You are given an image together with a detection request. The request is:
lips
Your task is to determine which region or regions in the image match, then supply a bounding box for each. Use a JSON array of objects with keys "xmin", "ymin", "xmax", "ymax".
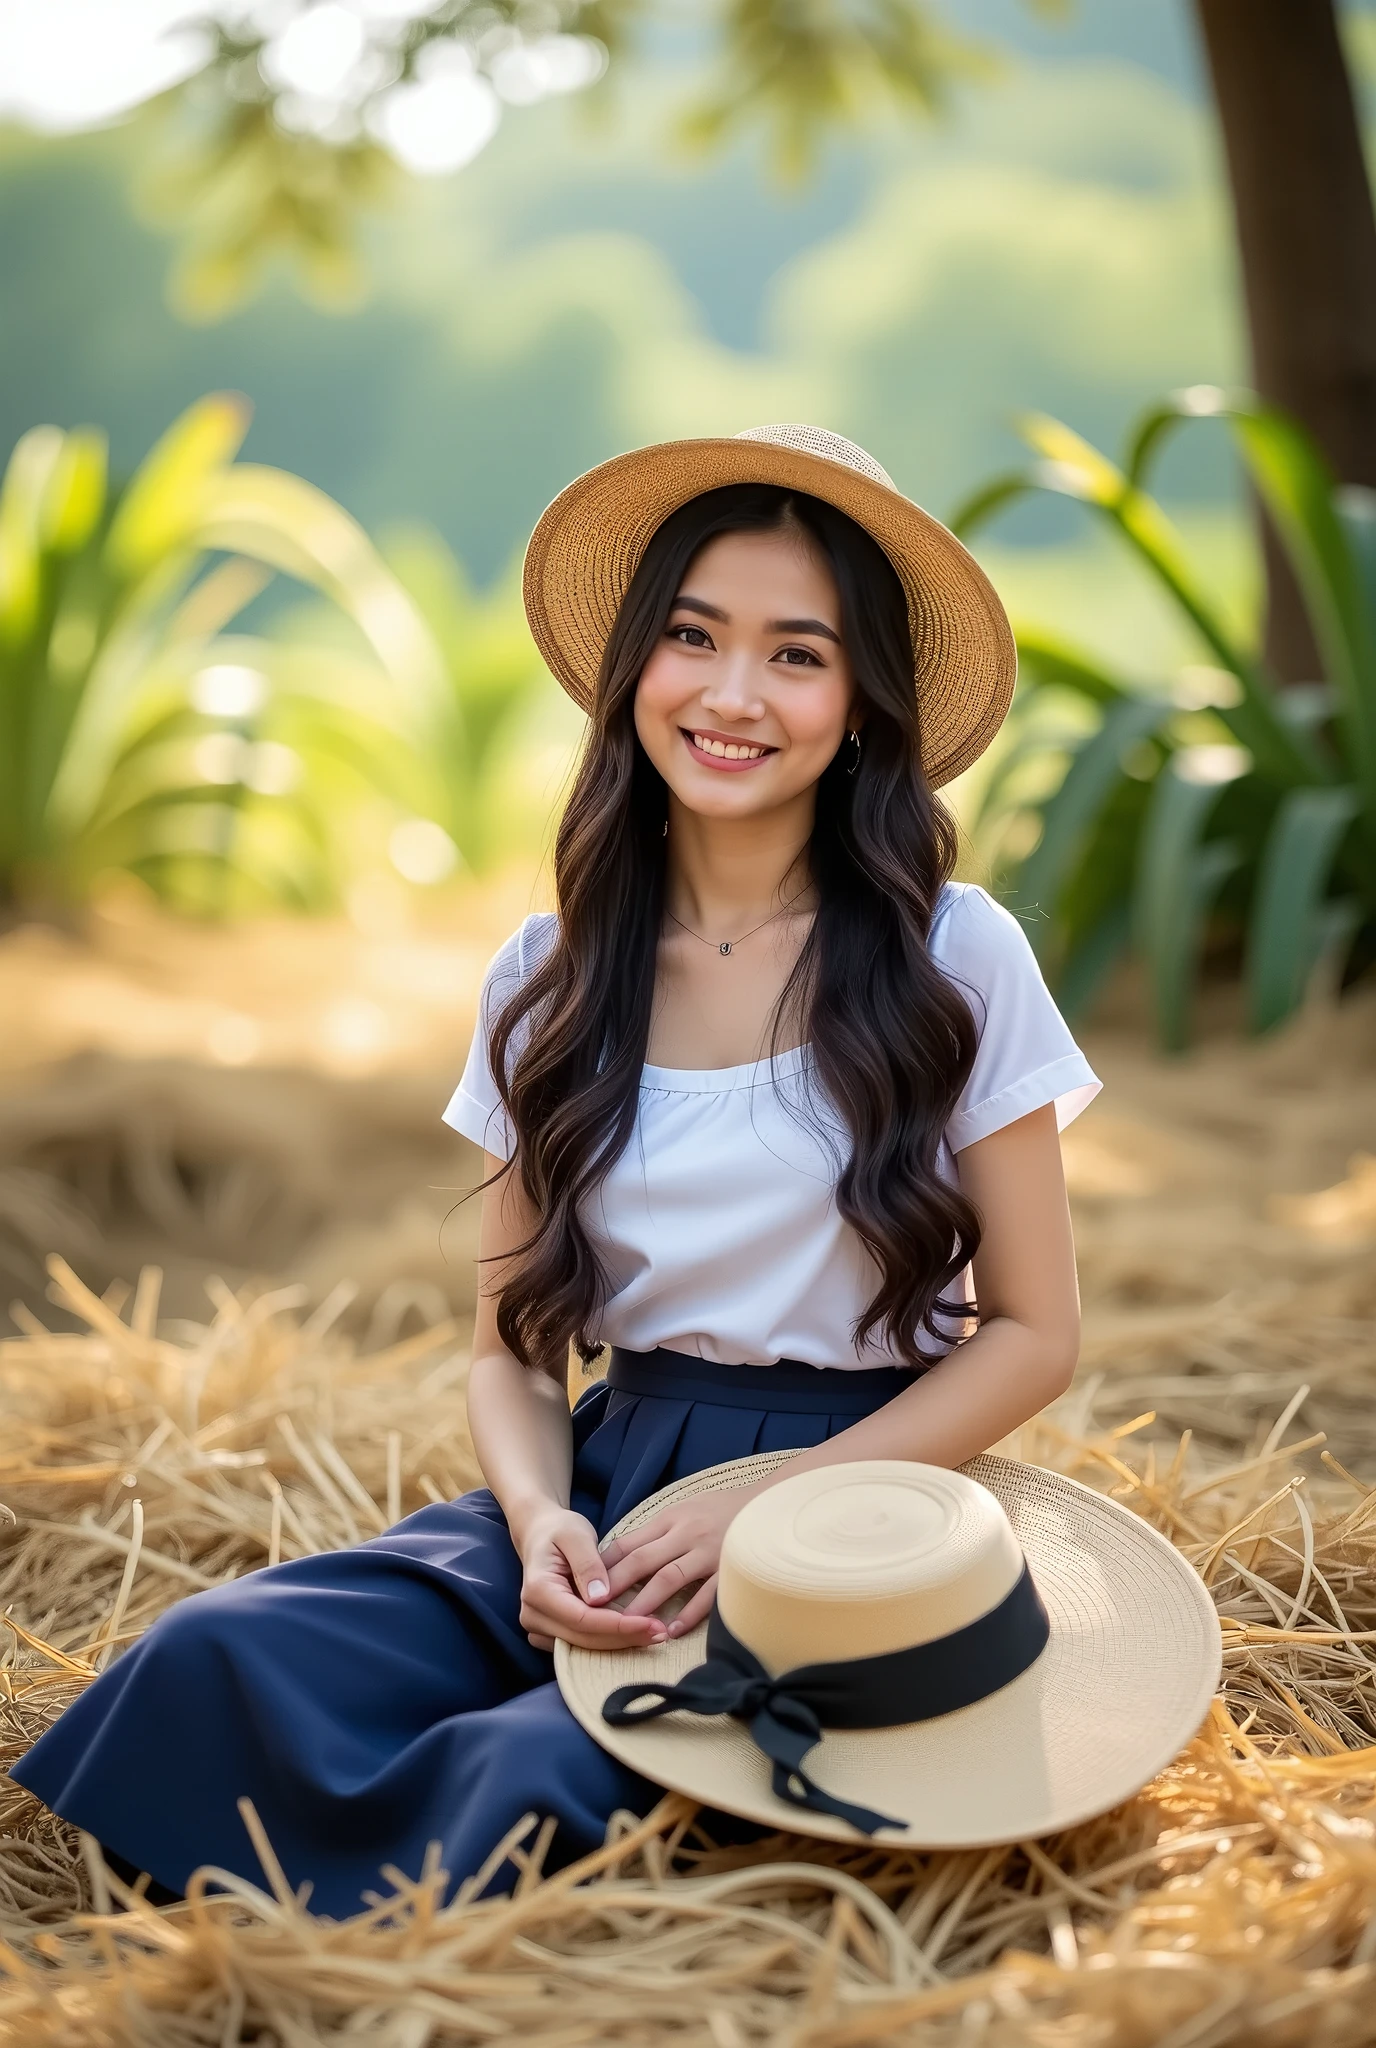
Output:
[{"xmin": 681, "ymin": 728, "xmax": 778, "ymax": 773}]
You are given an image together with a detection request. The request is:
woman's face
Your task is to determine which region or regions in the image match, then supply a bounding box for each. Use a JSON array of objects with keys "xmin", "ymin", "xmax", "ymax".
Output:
[{"xmin": 633, "ymin": 525, "xmax": 856, "ymax": 821}]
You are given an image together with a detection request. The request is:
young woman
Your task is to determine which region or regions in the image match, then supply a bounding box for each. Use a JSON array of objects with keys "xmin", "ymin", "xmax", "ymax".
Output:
[{"xmin": 14, "ymin": 427, "xmax": 1099, "ymax": 1917}]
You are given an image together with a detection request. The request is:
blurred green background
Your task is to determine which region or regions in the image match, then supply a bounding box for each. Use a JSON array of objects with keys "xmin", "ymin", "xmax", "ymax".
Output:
[
  {"xmin": 2, "ymin": 4, "xmax": 1250, "ymax": 644},
  {"xmin": 3, "ymin": 0, "xmax": 1375, "ymax": 1045}
]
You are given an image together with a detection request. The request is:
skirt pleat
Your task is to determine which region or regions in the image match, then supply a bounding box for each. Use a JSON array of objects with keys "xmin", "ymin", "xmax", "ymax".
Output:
[{"xmin": 12, "ymin": 1352, "xmax": 916, "ymax": 1917}]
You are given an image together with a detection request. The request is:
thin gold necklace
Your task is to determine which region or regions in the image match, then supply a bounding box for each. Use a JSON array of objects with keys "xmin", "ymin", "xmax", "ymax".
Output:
[{"xmin": 664, "ymin": 897, "xmax": 807, "ymax": 957}]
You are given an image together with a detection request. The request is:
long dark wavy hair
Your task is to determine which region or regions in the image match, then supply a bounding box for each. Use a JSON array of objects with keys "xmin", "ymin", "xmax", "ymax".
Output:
[{"xmin": 488, "ymin": 483, "xmax": 982, "ymax": 1375}]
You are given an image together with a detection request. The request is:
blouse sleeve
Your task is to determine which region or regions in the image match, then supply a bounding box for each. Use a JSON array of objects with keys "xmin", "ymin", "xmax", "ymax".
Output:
[
  {"xmin": 931, "ymin": 885, "xmax": 1101, "ymax": 1153},
  {"xmin": 441, "ymin": 914, "xmax": 556, "ymax": 1160}
]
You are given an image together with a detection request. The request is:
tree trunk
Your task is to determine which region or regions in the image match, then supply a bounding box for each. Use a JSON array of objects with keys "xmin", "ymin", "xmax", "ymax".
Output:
[{"xmin": 1193, "ymin": 0, "xmax": 1376, "ymax": 679}]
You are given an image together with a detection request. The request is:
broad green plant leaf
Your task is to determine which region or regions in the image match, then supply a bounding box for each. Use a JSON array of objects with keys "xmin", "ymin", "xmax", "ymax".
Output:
[
  {"xmin": 1009, "ymin": 693, "xmax": 1172, "ymax": 955},
  {"xmin": 104, "ymin": 395, "xmax": 251, "ymax": 577},
  {"xmin": 49, "ymin": 442, "xmax": 444, "ymax": 842},
  {"xmin": 1, "ymin": 394, "xmax": 444, "ymax": 913},
  {"xmin": 0, "ymin": 427, "xmax": 73, "ymax": 644},
  {"xmin": 1124, "ymin": 386, "xmax": 1376, "ymax": 865},
  {"xmin": 956, "ymin": 390, "xmax": 1376, "ymax": 1046},
  {"xmin": 1011, "ymin": 412, "xmax": 1320, "ymax": 789},
  {"xmin": 40, "ymin": 428, "xmax": 108, "ymax": 555},
  {"xmin": 1335, "ymin": 485, "xmax": 1376, "ymax": 824},
  {"xmin": 1232, "ymin": 410, "xmax": 1376, "ymax": 819},
  {"xmin": 196, "ymin": 469, "xmax": 446, "ymax": 710},
  {"xmin": 1246, "ymin": 786, "xmax": 1362, "ymax": 1033},
  {"xmin": 1123, "ymin": 383, "xmax": 1253, "ymax": 489},
  {"xmin": 1012, "ymin": 627, "xmax": 1131, "ymax": 708},
  {"xmin": 1135, "ymin": 753, "xmax": 1246, "ymax": 1051}
]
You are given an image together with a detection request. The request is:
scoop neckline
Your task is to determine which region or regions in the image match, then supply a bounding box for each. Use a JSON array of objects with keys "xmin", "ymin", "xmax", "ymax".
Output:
[{"xmin": 640, "ymin": 1043, "xmax": 811, "ymax": 1092}]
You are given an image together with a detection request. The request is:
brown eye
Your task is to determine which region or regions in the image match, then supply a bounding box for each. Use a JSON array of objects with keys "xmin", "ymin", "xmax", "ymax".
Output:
[
  {"xmin": 670, "ymin": 625, "xmax": 713, "ymax": 648},
  {"xmin": 776, "ymin": 646, "xmax": 822, "ymax": 667}
]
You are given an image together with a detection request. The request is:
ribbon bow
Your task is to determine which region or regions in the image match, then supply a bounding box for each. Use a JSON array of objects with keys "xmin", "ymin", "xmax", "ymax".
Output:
[
  {"xmin": 603, "ymin": 1611, "xmax": 905, "ymax": 1835},
  {"xmin": 601, "ymin": 1561, "xmax": 1050, "ymax": 1838}
]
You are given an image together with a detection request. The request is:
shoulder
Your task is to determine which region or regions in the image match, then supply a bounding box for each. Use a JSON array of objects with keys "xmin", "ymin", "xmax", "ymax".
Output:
[
  {"xmin": 928, "ymin": 885, "xmax": 1101, "ymax": 1145},
  {"xmin": 480, "ymin": 912, "xmax": 559, "ymax": 1008},
  {"xmin": 928, "ymin": 882, "xmax": 1039, "ymax": 987},
  {"xmin": 514, "ymin": 910, "xmax": 559, "ymax": 978}
]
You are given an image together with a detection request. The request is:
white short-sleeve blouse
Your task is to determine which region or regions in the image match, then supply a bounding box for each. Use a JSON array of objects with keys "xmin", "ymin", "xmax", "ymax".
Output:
[{"xmin": 442, "ymin": 883, "xmax": 1100, "ymax": 1370}]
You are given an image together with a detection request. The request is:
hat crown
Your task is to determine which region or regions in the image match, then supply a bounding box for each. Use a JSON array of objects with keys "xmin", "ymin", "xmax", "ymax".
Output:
[
  {"xmin": 717, "ymin": 1461, "xmax": 1025, "ymax": 1677},
  {"xmin": 734, "ymin": 423, "xmax": 897, "ymax": 493}
]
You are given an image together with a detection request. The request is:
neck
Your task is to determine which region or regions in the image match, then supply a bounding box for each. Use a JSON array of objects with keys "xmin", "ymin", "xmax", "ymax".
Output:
[{"xmin": 664, "ymin": 789, "xmax": 816, "ymax": 933}]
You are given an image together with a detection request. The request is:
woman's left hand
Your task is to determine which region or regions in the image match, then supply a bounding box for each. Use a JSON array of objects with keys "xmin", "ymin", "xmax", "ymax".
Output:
[{"xmin": 599, "ymin": 1482, "xmax": 763, "ymax": 1638}]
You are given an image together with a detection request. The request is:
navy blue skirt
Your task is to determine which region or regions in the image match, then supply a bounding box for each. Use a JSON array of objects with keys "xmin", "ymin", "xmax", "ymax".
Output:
[{"xmin": 13, "ymin": 1349, "xmax": 914, "ymax": 1918}]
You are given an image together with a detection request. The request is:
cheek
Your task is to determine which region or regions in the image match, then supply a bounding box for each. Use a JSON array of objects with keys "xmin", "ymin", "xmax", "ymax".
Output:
[
  {"xmin": 634, "ymin": 649, "xmax": 692, "ymax": 735},
  {"xmin": 768, "ymin": 675, "xmax": 852, "ymax": 751}
]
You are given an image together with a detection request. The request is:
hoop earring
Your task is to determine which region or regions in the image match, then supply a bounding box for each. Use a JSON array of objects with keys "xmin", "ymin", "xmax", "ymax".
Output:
[{"xmin": 845, "ymin": 729, "xmax": 862, "ymax": 777}]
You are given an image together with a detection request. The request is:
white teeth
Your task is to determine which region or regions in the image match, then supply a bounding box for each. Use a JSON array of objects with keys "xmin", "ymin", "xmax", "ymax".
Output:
[{"xmin": 692, "ymin": 733, "xmax": 766, "ymax": 761}]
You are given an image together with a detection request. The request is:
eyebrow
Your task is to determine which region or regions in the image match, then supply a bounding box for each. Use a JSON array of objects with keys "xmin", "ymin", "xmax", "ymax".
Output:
[
  {"xmin": 671, "ymin": 594, "xmax": 842, "ymax": 645},
  {"xmin": 769, "ymin": 615, "xmax": 842, "ymax": 645}
]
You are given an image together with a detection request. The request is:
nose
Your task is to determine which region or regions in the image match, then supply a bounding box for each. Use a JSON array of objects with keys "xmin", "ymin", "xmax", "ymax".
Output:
[{"xmin": 699, "ymin": 650, "xmax": 765, "ymax": 724}]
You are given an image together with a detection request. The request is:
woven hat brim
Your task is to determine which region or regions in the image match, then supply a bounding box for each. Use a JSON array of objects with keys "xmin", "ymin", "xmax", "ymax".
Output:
[
  {"xmin": 523, "ymin": 439, "xmax": 1016, "ymax": 790},
  {"xmin": 556, "ymin": 1451, "xmax": 1221, "ymax": 1848}
]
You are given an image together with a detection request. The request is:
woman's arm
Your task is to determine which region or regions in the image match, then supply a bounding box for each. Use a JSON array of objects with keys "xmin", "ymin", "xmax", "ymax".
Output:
[
  {"xmin": 467, "ymin": 1152, "xmax": 667, "ymax": 1650},
  {"xmin": 601, "ymin": 1103, "xmax": 1081, "ymax": 1630},
  {"xmin": 802, "ymin": 1100, "xmax": 1081, "ymax": 1469}
]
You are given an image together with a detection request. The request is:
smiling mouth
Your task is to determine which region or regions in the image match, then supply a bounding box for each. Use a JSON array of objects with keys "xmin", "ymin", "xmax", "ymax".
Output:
[{"xmin": 681, "ymin": 728, "xmax": 777, "ymax": 769}]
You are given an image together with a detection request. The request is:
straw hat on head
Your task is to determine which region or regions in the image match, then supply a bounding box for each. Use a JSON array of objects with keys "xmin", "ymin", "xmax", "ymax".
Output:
[
  {"xmin": 523, "ymin": 425, "xmax": 1017, "ymax": 789},
  {"xmin": 556, "ymin": 1455, "xmax": 1221, "ymax": 1846}
]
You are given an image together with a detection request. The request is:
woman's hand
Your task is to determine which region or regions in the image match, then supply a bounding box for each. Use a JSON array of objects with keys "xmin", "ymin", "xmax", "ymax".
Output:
[
  {"xmin": 516, "ymin": 1505, "xmax": 670, "ymax": 1653},
  {"xmin": 600, "ymin": 1483, "xmax": 762, "ymax": 1639}
]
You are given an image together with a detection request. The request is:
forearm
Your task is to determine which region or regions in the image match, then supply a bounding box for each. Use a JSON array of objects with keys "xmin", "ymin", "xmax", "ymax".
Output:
[
  {"xmin": 780, "ymin": 1313, "xmax": 1077, "ymax": 1481},
  {"xmin": 775, "ymin": 1105, "xmax": 1083, "ymax": 1480},
  {"xmin": 467, "ymin": 1348, "xmax": 575, "ymax": 1548}
]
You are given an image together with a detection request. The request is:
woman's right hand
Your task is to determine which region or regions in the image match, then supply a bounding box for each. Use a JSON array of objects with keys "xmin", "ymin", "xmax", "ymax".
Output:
[{"xmin": 516, "ymin": 1505, "xmax": 670, "ymax": 1653}]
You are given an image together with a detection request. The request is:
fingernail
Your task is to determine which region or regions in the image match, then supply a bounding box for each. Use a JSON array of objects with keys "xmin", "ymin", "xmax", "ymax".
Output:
[{"xmin": 587, "ymin": 1579, "xmax": 608, "ymax": 1601}]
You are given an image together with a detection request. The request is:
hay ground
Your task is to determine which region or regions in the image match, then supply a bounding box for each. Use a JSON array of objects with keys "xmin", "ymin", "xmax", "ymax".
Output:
[{"xmin": 1, "ymin": 916, "xmax": 1375, "ymax": 2044}]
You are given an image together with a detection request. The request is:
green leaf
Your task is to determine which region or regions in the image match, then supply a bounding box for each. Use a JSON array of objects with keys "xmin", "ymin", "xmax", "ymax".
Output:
[
  {"xmin": 1245, "ymin": 785, "xmax": 1362, "ymax": 1033},
  {"xmin": 41, "ymin": 428, "xmax": 108, "ymax": 554},
  {"xmin": 105, "ymin": 395, "xmax": 251, "ymax": 578},
  {"xmin": 1013, "ymin": 627, "xmax": 1131, "ymax": 707},
  {"xmin": 948, "ymin": 473, "xmax": 1035, "ymax": 537},
  {"xmin": 1335, "ymin": 484, "xmax": 1376, "ymax": 823},
  {"xmin": 1120, "ymin": 388, "xmax": 1376, "ymax": 815},
  {"xmin": 1123, "ymin": 383, "xmax": 1240, "ymax": 488},
  {"xmin": 1009, "ymin": 693, "xmax": 1171, "ymax": 951},
  {"xmin": 1135, "ymin": 757, "xmax": 1244, "ymax": 1050},
  {"xmin": 1005, "ymin": 411, "xmax": 1321, "ymax": 788},
  {"xmin": 0, "ymin": 426, "xmax": 65, "ymax": 645},
  {"xmin": 1231, "ymin": 409, "xmax": 1376, "ymax": 813}
]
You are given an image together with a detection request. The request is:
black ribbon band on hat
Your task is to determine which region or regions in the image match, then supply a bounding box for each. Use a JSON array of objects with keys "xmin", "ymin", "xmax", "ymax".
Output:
[{"xmin": 602, "ymin": 1560, "xmax": 1050, "ymax": 1836}]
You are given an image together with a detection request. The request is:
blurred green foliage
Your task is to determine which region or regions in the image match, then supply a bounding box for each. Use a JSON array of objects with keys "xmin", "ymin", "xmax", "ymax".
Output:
[
  {"xmin": 0, "ymin": 393, "xmax": 448, "ymax": 912},
  {"xmin": 676, "ymin": 0, "xmax": 989, "ymax": 178},
  {"xmin": 151, "ymin": 0, "xmax": 1007, "ymax": 315},
  {"xmin": 956, "ymin": 391, "xmax": 1376, "ymax": 1046},
  {"xmin": 1, "ymin": 53, "xmax": 1239, "ymax": 585},
  {"xmin": 381, "ymin": 529, "xmax": 553, "ymax": 875}
]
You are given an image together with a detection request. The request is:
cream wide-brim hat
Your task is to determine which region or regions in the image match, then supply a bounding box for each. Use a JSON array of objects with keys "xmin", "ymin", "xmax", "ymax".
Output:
[
  {"xmin": 522, "ymin": 425, "xmax": 1017, "ymax": 790},
  {"xmin": 556, "ymin": 1452, "xmax": 1221, "ymax": 1848}
]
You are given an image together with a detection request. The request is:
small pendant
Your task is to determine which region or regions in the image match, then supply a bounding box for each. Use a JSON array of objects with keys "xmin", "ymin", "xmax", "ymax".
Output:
[{"xmin": 719, "ymin": 941, "xmax": 732, "ymax": 956}]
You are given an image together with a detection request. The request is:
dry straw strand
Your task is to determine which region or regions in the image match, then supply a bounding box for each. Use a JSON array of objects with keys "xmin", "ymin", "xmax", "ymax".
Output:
[{"xmin": 3, "ymin": 1255, "xmax": 1376, "ymax": 2046}]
